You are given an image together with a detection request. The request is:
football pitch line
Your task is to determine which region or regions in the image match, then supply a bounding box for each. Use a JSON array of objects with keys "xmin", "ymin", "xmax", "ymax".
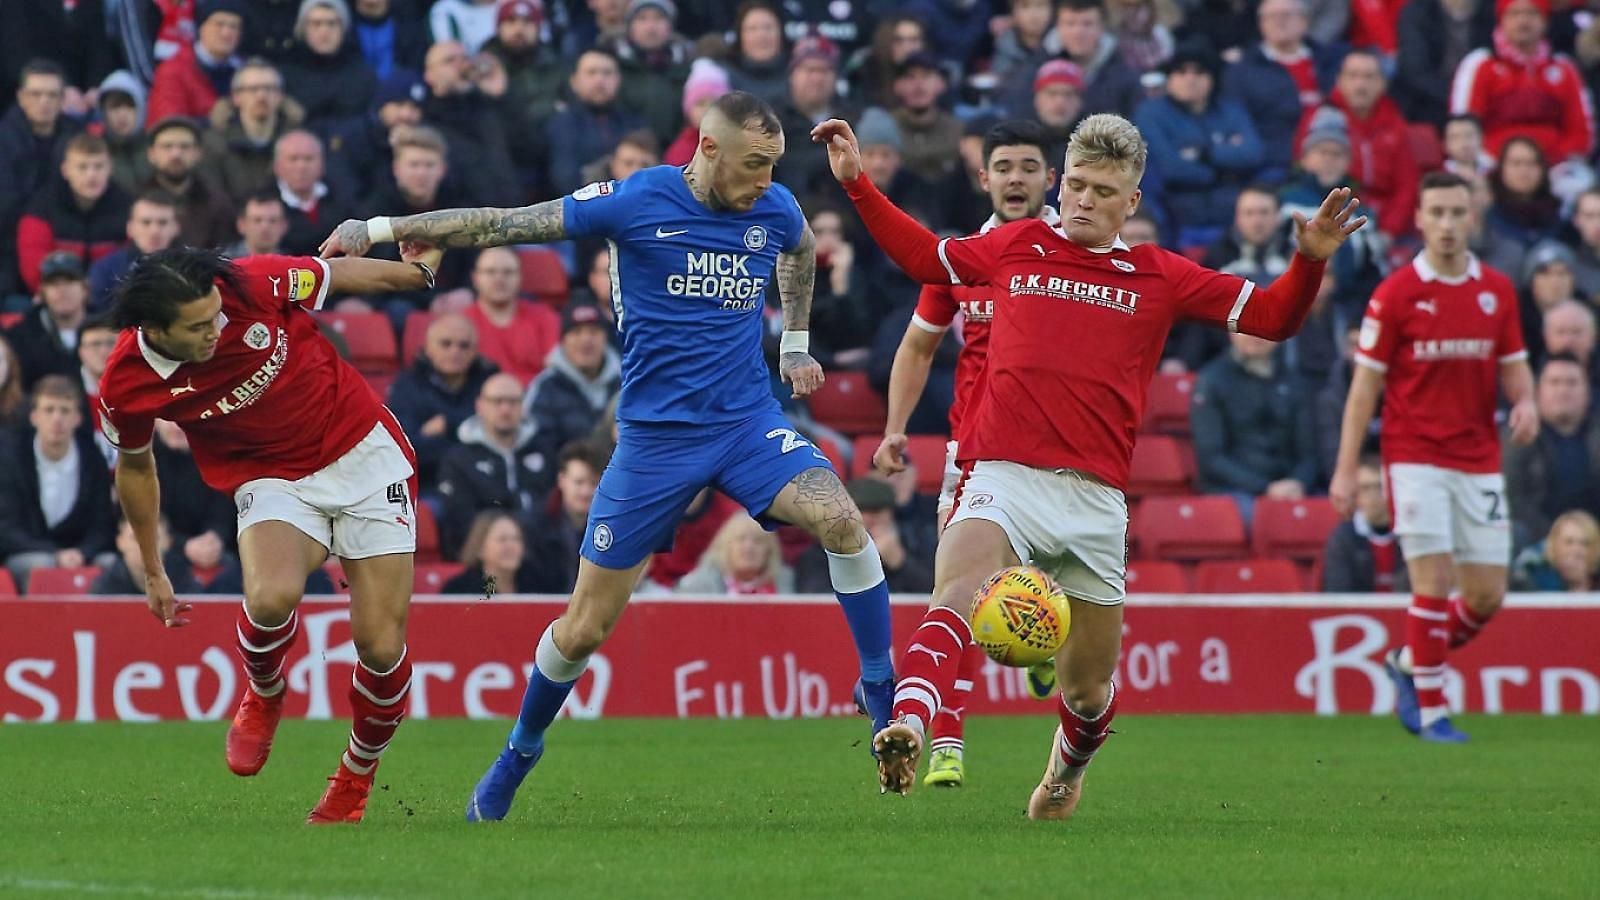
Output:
[{"xmin": 0, "ymin": 875, "xmax": 384, "ymax": 900}]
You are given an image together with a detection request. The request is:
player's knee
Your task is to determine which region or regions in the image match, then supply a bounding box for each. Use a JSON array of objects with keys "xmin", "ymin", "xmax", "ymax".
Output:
[
  {"xmin": 1464, "ymin": 586, "xmax": 1505, "ymax": 616},
  {"xmin": 353, "ymin": 631, "xmax": 406, "ymax": 672},
  {"xmin": 1061, "ymin": 677, "xmax": 1113, "ymax": 717},
  {"xmin": 242, "ymin": 576, "xmax": 303, "ymax": 625},
  {"xmin": 820, "ymin": 517, "xmax": 870, "ymax": 556},
  {"xmin": 556, "ymin": 613, "xmax": 612, "ymax": 659}
]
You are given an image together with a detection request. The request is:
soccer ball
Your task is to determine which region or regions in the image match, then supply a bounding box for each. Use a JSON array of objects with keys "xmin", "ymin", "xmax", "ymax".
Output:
[{"xmin": 969, "ymin": 566, "xmax": 1071, "ymax": 667}]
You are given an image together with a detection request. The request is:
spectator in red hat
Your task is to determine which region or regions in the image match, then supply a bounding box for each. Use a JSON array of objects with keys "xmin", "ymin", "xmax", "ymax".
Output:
[
  {"xmin": 484, "ymin": 0, "xmax": 564, "ymax": 130},
  {"xmin": 727, "ymin": 1, "xmax": 790, "ymax": 108},
  {"xmin": 1451, "ymin": 0, "xmax": 1594, "ymax": 166},
  {"xmin": 1393, "ymin": 0, "xmax": 1495, "ymax": 128},
  {"xmin": 775, "ymin": 34, "xmax": 854, "ymax": 196},
  {"xmin": 1031, "ymin": 59, "xmax": 1086, "ymax": 159}
]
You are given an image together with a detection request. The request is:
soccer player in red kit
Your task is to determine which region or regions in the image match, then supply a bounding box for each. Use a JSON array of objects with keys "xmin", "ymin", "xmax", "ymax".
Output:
[
  {"xmin": 100, "ymin": 244, "xmax": 441, "ymax": 823},
  {"xmin": 1330, "ymin": 171, "xmax": 1537, "ymax": 743},
  {"xmin": 814, "ymin": 113, "xmax": 1367, "ymax": 816},
  {"xmin": 872, "ymin": 119, "xmax": 1064, "ymax": 789}
]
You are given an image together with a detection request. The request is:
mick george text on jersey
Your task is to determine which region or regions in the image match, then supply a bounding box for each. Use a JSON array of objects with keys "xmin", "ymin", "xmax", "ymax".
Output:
[{"xmin": 666, "ymin": 252, "xmax": 769, "ymax": 310}]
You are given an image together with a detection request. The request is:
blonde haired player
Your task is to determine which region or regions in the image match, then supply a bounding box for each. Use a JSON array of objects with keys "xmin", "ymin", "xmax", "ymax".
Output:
[
  {"xmin": 1330, "ymin": 170, "xmax": 1537, "ymax": 743},
  {"xmin": 816, "ymin": 112, "xmax": 1367, "ymax": 817},
  {"xmin": 873, "ymin": 119, "xmax": 1064, "ymax": 788}
]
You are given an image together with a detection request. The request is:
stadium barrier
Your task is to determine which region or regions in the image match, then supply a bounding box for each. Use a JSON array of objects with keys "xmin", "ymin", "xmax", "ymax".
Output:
[{"xmin": 2, "ymin": 595, "xmax": 1597, "ymax": 722}]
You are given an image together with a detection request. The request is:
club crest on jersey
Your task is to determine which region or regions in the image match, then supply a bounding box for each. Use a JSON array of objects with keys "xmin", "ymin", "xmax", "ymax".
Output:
[
  {"xmin": 244, "ymin": 322, "xmax": 272, "ymax": 350},
  {"xmin": 573, "ymin": 181, "xmax": 614, "ymax": 201},
  {"xmin": 1111, "ymin": 259, "xmax": 1135, "ymax": 272},
  {"xmin": 286, "ymin": 268, "xmax": 317, "ymax": 302},
  {"xmin": 1478, "ymin": 292, "xmax": 1496, "ymax": 315},
  {"xmin": 593, "ymin": 523, "xmax": 614, "ymax": 552},
  {"xmin": 743, "ymin": 225, "xmax": 768, "ymax": 251}
]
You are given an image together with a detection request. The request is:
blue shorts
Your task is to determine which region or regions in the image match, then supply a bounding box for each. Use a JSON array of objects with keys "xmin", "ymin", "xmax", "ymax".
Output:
[{"xmin": 581, "ymin": 410, "xmax": 834, "ymax": 570}]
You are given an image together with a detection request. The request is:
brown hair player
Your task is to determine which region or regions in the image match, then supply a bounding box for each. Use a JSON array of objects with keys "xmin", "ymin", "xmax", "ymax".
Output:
[{"xmin": 101, "ymin": 242, "xmax": 440, "ymax": 823}]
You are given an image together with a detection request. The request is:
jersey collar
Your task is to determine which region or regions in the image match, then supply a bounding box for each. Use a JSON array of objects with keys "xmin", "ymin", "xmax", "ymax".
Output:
[
  {"xmin": 1412, "ymin": 251, "xmax": 1482, "ymax": 285},
  {"xmin": 979, "ymin": 205, "xmax": 1063, "ymax": 234},
  {"xmin": 136, "ymin": 311, "xmax": 227, "ymax": 381}
]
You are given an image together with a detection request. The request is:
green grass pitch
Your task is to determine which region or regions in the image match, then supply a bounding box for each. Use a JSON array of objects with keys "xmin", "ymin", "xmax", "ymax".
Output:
[{"xmin": 2, "ymin": 715, "xmax": 1596, "ymax": 899}]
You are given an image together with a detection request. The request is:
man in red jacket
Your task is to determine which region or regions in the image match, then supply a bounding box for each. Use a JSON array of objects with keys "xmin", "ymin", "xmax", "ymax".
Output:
[
  {"xmin": 1299, "ymin": 48, "xmax": 1419, "ymax": 241},
  {"xmin": 1450, "ymin": 0, "xmax": 1594, "ymax": 164},
  {"xmin": 146, "ymin": 0, "xmax": 245, "ymax": 124}
]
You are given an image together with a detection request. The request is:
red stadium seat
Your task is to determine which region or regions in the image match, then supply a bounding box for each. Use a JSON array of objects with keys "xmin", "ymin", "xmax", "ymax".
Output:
[
  {"xmin": 401, "ymin": 311, "xmax": 435, "ymax": 367},
  {"xmin": 414, "ymin": 562, "xmax": 464, "ymax": 594},
  {"xmin": 364, "ymin": 371, "xmax": 397, "ymax": 399},
  {"xmin": 808, "ymin": 371, "xmax": 888, "ymax": 436},
  {"xmin": 27, "ymin": 566, "xmax": 101, "ymax": 595},
  {"xmin": 1194, "ymin": 558, "xmax": 1305, "ymax": 594},
  {"xmin": 1125, "ymin": 560, "xmax": 1189, "ymax": 594},
  {"xmin": 1126, "ymin": 434, "xmax": 1193, "ymax": 496},
  {"xmin": 1252, "ymin": 497, "xmax": 1342, "ymax": 562},
  {"xmin": 815, "ymin": 435, "xmax": 846, "ymax": 477},
  {"xmin": 1143, "ymin": 372, "xmax": 1196, "ymax": 435},
  {"xmin": 319, "ymin": 312, "xmax": 398, "ymax": 375},
  {"xmin": 1407, "ymin": 123, "xmax": 1443, "ymax": 172},
  {"xmin": 1131, "ymin": 496, "xmax": 1247, "ymax": 561},
  {"xmin": 850, "ymin": 434, "xmax": 948, "ymax": 495},
  {"xmin": 0, "ymin": 568, "xmax": 17, "ymax": 597},
  {"xmin": 517, "ymin": 247, "xmax": 569, "ymax": 304},
  {"xmin": 416, "ymin": 504, "xmax": 441, "ymax": 563},
  {"xmin": 0, "ymin": 312, "xmax": 20, "ymax": 329}
]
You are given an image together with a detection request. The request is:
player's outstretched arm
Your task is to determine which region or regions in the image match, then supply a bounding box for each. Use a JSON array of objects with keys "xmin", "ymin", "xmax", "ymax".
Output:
[
  {"xmin": 325, "ymin": 243, "xmax": 444, "ymax": 294},
  {"xmin": 319, "ymin": 199, "xmax": 566, "ymax": 257},
  {"xmin": 776, "ymin": 223, "xmax": 824, "ymax": 398},
  {"xmin": 114, "ymin": 449, "xmax": 191, "ymax": 628},
  {"xmin": 810, "ymin": 119, "xmax": 953, "ymax": 286},
  {"xmin": 1328, "ymin": 364, "xmax": 1384, "ymax": 518}
]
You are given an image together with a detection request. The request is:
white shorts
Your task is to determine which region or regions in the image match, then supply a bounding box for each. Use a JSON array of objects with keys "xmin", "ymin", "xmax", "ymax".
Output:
[
  {"xmin": 947, "ymin": 460, "xmax": 1128, "ymax": 605},
  {"xmin": 234, "ymin": 421, "xmax": 418, "ymax": 560},
  {"xmin": 1385, "ymin": 462, "xmax": 1511, "ymax": 566},
  {"xmin": 936, "ymin": 439, "xmax": 960, "ymax": 520}
]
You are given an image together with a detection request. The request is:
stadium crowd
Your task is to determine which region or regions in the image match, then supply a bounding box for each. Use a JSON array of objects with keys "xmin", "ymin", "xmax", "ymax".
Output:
[{"xmin": 2, "ymin": 0, "xmax": 1599, "ymax": 599}]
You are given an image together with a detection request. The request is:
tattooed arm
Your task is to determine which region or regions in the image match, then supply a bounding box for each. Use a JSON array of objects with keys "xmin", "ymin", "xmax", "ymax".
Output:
[
  {"xmin": 318, "ymin": 200, "xmax": 567, "ymax": 257},
  {"xmin": 776, "ymin": 223, "xmax": 824, "ymax": 398}
]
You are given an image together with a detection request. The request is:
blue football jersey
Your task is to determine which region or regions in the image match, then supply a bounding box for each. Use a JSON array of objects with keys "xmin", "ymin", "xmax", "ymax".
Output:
[{"xmin": 562, "ymin": 165, "xmax": 808, "ymax": 425}]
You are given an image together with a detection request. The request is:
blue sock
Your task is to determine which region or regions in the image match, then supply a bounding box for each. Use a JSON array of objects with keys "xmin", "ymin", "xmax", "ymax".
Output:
[
  {"xmin": 507, "ymin": 623, "xmax": 587, "ymax": 755},
  {"xmin": 827, "ymin": 542, "xmax": 894, "ymax": 682}
]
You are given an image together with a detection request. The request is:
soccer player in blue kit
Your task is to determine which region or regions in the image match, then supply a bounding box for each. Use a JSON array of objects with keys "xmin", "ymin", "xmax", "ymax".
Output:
[{"xmin": 321, "ymin": 93, "xmax": 896, "ymax": 820}]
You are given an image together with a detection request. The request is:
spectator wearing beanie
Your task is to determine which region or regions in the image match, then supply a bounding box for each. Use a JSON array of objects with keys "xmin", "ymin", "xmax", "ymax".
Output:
[
  {"xmin": 483, "ymin": 0, "xmax": 565, "ymax": 132},
  {"xmin": 727, "ymin": 1, "xmax": 790, "ymax": 108},
  {"xmin": 1030, "ymin": 59, "xmax": 1086, "ymax": 165},
  {"xmin": 97, "ymin": 71, "xmax": 151, "ymax": 195},
  {"xmin": 889, "ymin": 52, "xmax": 961, "ymax": 186},
  {"xmin": 601, "ymin": 0, "xmax": 696, "ymax": 145},
  {"xmin": 147, "ymin": 0, "xmax": 246, "ymax": 124},
  {"xmin": 1393, "ymin": 0, "xmax": 1496, "ymax": 128},
  {"xmin": 280, "ymin": 0, "xmax": 378, "ymax": 135},
  {"xmin": 1451, "ymin": 0, "xmax": 1595, "ymax": 165},
  {"xmin": 1221, "ymin": 0, "xmax": 1342, "ymax": 184},
  {"xmin": 775, "ymin": 36, "xmax": 853, "ymax": 198},
  {"xmin": 667, "ymin": 59, "xmax": 732, "ymax": 166}
]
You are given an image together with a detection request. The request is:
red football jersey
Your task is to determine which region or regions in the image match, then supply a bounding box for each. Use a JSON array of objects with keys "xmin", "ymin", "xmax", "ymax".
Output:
[
  {"xmin": 1353, "ymin": 253, "xmax": 1526, "ymax": 473},
  {"xmin": 913, "ymin": 210, "xmax": 1060, "ymax": 441},
  {"xmin": 934, "ymin": 219, "xmax": 1255, "ymax": 489},
  {"xmin": 98, "ymin": 255, "xmax": 385, "ymax": 494}
]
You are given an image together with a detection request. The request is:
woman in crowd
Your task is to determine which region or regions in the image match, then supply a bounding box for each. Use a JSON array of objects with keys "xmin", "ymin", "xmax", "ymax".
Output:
[
  {"xmin": 443, "ymin": 509, "xmax": 541, "ymax": 595},
  {"xmin": 1512, "ymin": 510, "xmax": 1600, "ymax": 592},
  {"xmin": 676, "ymin": 513, "xmax": 795, "ymax": 595}
]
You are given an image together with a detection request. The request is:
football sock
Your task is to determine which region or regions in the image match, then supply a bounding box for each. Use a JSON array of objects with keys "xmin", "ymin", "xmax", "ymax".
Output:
[
  {"xmin": 508, "ymin": 623, "xmax": 588, "ymax": 755},
  {"xmin": 1055, "ymin": 682, "xmax": 1118, "ymax": 783},
  {"xmin": 1407, "ymin": 593, "xmax": 1451, "ymax": 728},
  {"xmin": 826, "ymin": 541, "xmax": 894, "ymax": 683},
  {"xmin": 929, "ymin": 640, "xmax": 985, "ymax": 755},
  {"xmin": 1447, "ymin": 594, "xmax": 1492, "ymax": 650},
  {"xmin": 343, "ymin": 648, "xmax": 413, "ymax": 776},
  {"xmin": 235, "ymin": 604, "xmax": 299, "ymax": 698},
  {"xmin": 892, "ymin": 606, "xmax": 972, "ymax": 737}
]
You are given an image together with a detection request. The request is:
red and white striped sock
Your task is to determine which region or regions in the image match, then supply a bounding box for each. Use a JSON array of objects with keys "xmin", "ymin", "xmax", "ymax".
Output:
[
  {"xmin": 928, "ymin": 640, "xmax": 985, "ymax": 756},
  {"xmin": 1055, "ymin": 682, "xmax": 1118, "ymax": 782},
  {"xmin": 1407, "ymin": 594, "xmax": 1451, "ymax": 728},
  {"xmin": 235, "ymin": 605, "xmax": 299, "ymax": 698},
  {"xmin": 1447, "ymin": 594, "xmax": 1492, "ymax": 650},
  {"xmin": 891, "ymin": 606, "xmax": 972, "ymax": 738},
  {"xmin": 343, "ymin": 649, "xmax": 413, "ymax": 777}
]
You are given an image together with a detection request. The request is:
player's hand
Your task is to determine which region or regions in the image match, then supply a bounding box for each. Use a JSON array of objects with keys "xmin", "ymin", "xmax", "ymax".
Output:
[
  {"xmin": 811, "ymin": 119, "xmax": 863, "ymax": 183},
  {"xmin": 1293, "ymin": 187, "xmax": 1369, "ymax": 261},
  {"xmin": 874, "ymin": 433, "xmax": 908, "ymax": 474},
  {"xmin": 144, "ymin": 569, "xmax": 192, "ymax": 628},
  {"xmin": 779, "ymin": 351, "xmax": 825, "ymax": 397},
  {"xmin": 1329, "ymin": 466, "xmax": 1358, "ymax": 518},
  {"xmin": 319, "ymin": 219, "xmax": 375, "ymax": 259},
  {"xmin": 400, "ymin": 239, "xmax": 444, "ymax": 272},
  {"xmin": 1508, "ymin": 398, "xmax": 1539, "ymax": 446}
]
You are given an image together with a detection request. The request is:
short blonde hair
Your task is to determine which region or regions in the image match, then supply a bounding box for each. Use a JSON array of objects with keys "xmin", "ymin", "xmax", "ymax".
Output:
[
  {"xmin": 1067, "ymin": 113, "xmax": 1148, "ymax": 181},
  {"xmin": 706, "ymin": 513, "xmax": 781, "ymax": 582},
  {"xmin": 1547, "ymin": 510, "xmax": 1600, "ymax": 571}
]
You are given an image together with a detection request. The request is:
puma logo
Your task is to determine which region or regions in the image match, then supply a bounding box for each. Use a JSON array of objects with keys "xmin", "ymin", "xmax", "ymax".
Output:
[
  {"xmin": 268, "ymin": 275, "xmax": 282, "ymax": 297},
  {"xmin": 1032, "ymin": 243, "xmax": 1057, "ymax": 257},
  {"xmin": 1417, "ymin": 299, "xmax": 1437, "ymax": 315},
  {"xmin": 169, "ymin": 380, "xmax": 196, "ymax": 396},
  {"xmin": 908, "ymin": 642, "xmax": 949, "ymax": 665}
]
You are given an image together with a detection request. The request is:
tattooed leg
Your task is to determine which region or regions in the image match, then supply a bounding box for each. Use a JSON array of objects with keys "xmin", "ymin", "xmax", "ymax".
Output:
[{"xmin": 765, "ymin": 467, "xmax": 868, "ymax": 553}]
